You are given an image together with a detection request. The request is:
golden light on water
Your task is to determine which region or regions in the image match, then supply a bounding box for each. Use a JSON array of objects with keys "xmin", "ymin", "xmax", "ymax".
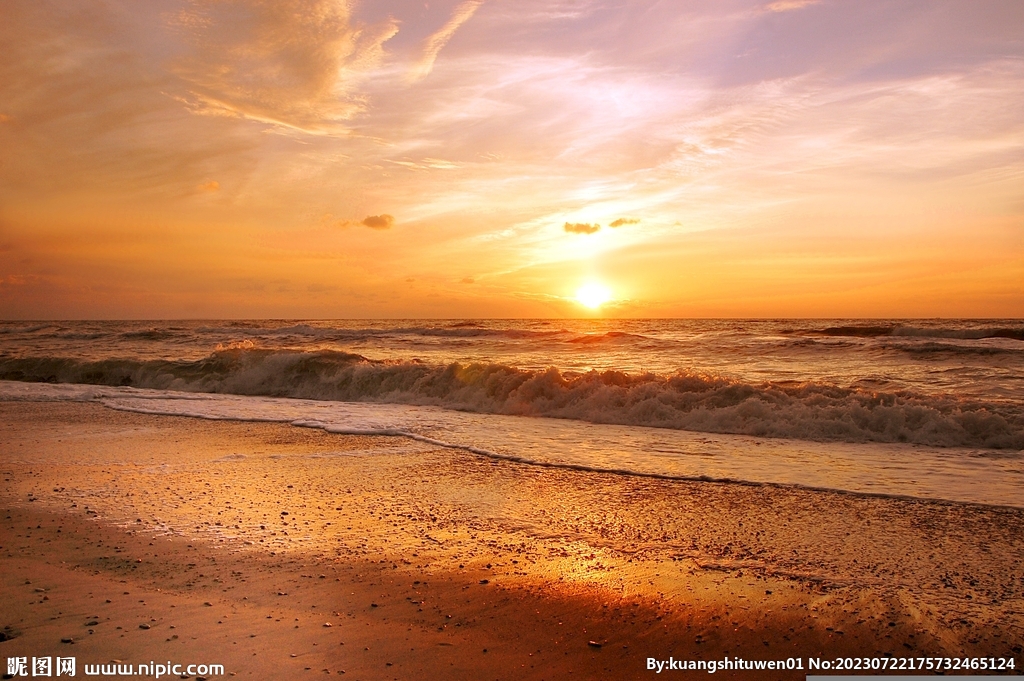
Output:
[{"xmin": 576, "ymin": 282, "xmax": 612, "ymax": 309}]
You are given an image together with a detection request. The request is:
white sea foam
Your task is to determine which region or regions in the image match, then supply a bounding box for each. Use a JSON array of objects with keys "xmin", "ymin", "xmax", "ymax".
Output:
[{"xmin": 2, "ymin": 380, "xmax": 1021, "ymax": 509}]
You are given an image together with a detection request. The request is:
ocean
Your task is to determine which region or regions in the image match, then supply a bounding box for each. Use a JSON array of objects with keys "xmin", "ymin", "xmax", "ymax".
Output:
[{"xmin": 1, "ymin": 319, "xmax": 1022, "ymax": 507}]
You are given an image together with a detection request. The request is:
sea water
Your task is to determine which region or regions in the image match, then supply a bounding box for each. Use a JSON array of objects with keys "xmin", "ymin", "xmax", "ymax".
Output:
[{"xmin": 1, "ymin": 319, "xmax": 1022, "ymax": 507}]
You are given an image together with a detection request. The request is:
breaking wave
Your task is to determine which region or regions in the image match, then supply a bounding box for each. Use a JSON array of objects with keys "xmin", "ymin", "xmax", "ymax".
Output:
[{"xmin": 2, "ymin": 348, "xmax": 1022, "ymax": 449}]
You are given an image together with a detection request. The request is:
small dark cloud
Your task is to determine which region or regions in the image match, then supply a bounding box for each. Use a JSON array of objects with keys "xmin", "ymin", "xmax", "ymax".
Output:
[
  {"xmin": 362, "ymin": 214, "xmax": 394, "ymax": 229},
  {"xmin": 564, "ymin": 222, "xmax": 600, "ymax": 234},
  {"xmin": 609, "ymin": 217, "xmax": 640, "ymax": 227},
  {"xmin": 461, "ymin": 277, "xmax": 475, "ymax": 284}
]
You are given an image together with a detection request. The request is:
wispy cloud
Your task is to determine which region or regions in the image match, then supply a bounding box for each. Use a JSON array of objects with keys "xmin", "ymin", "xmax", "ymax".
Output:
[
  {"xmin": 389, "ymin": 158, "xmax": 462, "ymax": 171},
  {"xmin": 764, "ymin": 0, "xmax": 819, "ymax": 12},
  {"xmin": 170, "ymin": 0, "xmax": 398, "ymax": 133},
  {"xmin": 408, "ymin": 0, "xmax": 483, "ymax": 82}
]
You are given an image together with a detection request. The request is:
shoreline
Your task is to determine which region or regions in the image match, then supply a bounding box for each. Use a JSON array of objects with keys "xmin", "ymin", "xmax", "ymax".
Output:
[
  {"xmin": 2, "ymin": 402, "xmax": 1022, "ymax": 678},
  {"xmin": 4, "ymin": 378, "xmax": 1020, "ymax": 509}
]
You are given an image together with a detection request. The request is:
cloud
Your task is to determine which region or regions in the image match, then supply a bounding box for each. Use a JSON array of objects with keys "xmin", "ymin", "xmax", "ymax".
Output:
[
  {"xmin": 409, "ymin": 0, "xmax": 483, "ymax": 82},
  {"xmin": 0, "ymin": 2, "xmax": 261, "ymax": 198},
  {"xmin": 609, "ymin": 217, "xmax": 640, "ymax": 227},
  {"xmin": 197, "ymin": 180, "xmax": 220, "ymax": 192},
  {"xmin": 461, "ymin": 277, "xmax": 475, "ymax": 284},
  {"xmin": 362, "ymin": 214, "xmax": 395, "ymax": 229},
  {"xmin": 388, "ymin": 157, "xmax": 461, "ymax": 171},
  {"xmin": 170, "ymin": 0, "xmax": 398, "ymax": 132},
  {"xmin": 764, "ymin": 0, "xmax": 819, "ymax": 12},
  {"xmin": 564, "ymin": 222, "xmax": 600, "ymax": 234}
]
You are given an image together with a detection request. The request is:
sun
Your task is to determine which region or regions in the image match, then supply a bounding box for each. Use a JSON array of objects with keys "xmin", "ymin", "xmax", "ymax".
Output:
[{"xmin": 576, "ymin": 281, "xmax": 612, "ymax": 309}]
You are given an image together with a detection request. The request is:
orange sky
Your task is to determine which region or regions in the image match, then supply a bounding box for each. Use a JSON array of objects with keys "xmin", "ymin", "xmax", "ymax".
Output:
[{"xmin": 1, "ymin": 0, "xmax": 1022, "ymax": 318}]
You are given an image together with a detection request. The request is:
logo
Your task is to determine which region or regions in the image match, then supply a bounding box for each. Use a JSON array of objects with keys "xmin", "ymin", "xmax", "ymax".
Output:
[{"xmin": 6, "ymin": 657, "xmax": 76, "ymax": 677}]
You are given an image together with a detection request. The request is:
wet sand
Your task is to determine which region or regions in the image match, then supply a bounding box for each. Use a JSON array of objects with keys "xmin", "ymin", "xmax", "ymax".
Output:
[{"xmin": 1, "ymin": 402, "xmax": 1022, "ymax": 679}]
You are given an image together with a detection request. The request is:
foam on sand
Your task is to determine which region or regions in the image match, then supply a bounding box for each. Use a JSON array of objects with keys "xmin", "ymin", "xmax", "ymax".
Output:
[{"xmin": 3, "ymin": 380, "xmax": 1021, "ymax": 508}]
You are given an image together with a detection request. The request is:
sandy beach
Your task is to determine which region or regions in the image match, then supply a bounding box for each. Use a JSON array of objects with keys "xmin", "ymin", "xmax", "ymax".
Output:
[{"xmin": 1, "ymin": 402, "xmax": 1022, "ymax": 679}]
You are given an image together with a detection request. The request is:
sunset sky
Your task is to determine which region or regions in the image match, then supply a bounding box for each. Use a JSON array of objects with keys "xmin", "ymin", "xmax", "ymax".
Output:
[{"xmin": 1, "ymin": 0, "xmax": 1022, "ymax": 318}]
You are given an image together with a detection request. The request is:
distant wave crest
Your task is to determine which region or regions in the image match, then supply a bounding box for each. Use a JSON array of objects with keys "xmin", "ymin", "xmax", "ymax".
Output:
[
  {"xmin": 193, "ymin": 323, "xmax": 569, "ymax": 341},
  {"xmin": 815, "ymin": 325, "xmax": 1024, "ymax": 341},
  {"xmin": 0, "ymin": 324, "xmax": 54, "ymax": 335},
  {"xmin": 1, "ymin": 348, "xmax": 1022, "ymax": 449},
  {"xmin": 567, "ymin": 331, "xmax": 649, "ymax": 344}
]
